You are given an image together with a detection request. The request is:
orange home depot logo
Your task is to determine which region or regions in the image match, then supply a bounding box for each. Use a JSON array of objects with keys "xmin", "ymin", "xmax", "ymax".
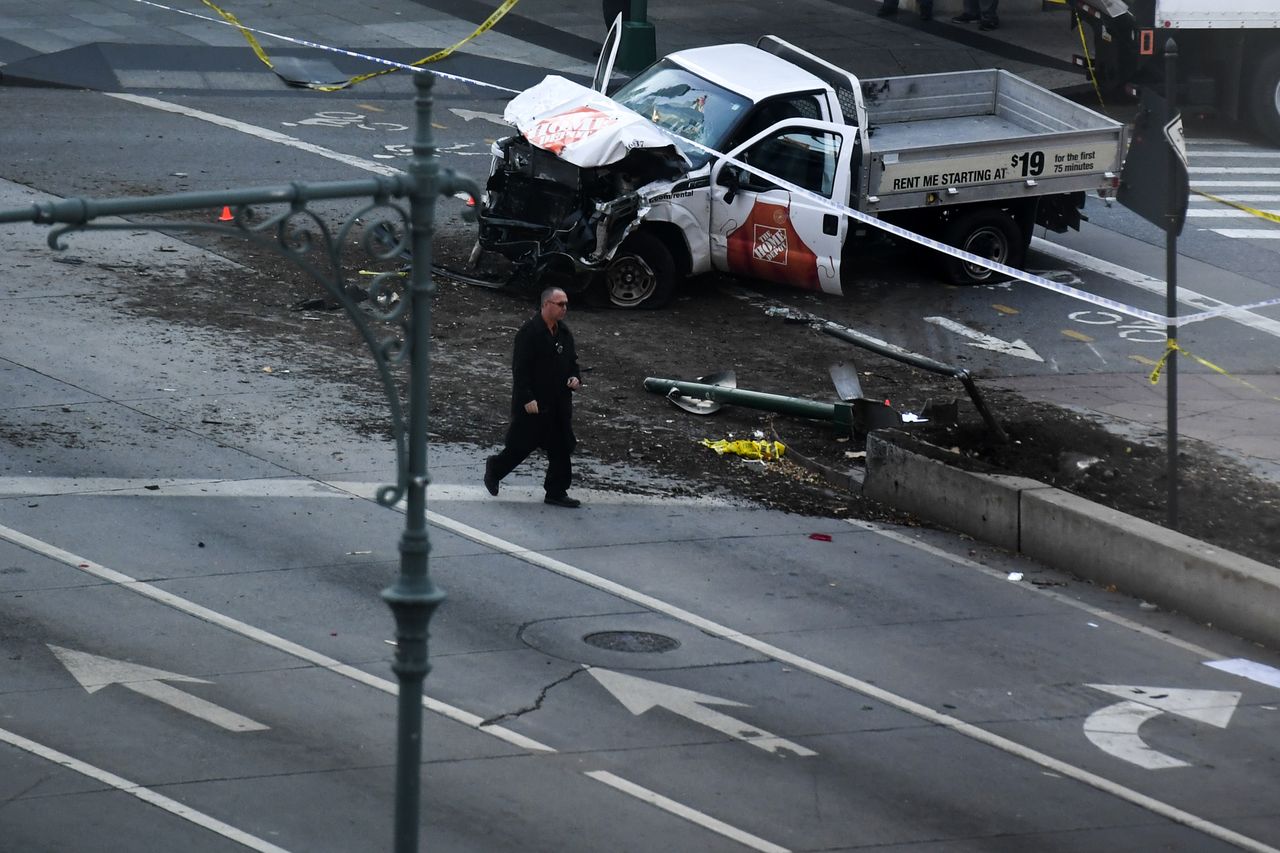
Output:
[
  {"xmin": 753, "ymin": 225, "xmax": 788, "ymax": 264},
  {"xmin": 527, "ymin": 106, "xmax": 619, "ymax": 154}
]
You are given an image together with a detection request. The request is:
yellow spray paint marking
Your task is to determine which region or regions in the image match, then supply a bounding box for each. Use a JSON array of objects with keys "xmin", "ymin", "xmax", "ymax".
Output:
[
  {"xmin": 1128, "ymin": 354, "xmax": 1158, "ymax": 367},
  {"xmin": 433, "ymin": 123, "xmax": 448, "ymax": 130},
  {"xmin": 1062, "ymin": 329, "xmax": 1094, "ymax": 342},
  {"xmin": 992, "ymin": 304, "xmax": 1019, "ymax": 315},
  {"xmin": 358, "ymin": 103, "xmax": 385, "ymax": 113}
]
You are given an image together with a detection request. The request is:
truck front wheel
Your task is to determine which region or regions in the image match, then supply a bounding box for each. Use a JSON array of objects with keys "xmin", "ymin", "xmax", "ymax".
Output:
[
  {"xmin": 938, "ymin": 209, "xmax": 1024, "ymax": 285},
  {"xmin": 602, "ymin": 232, "xmax": 676, "ymax": 309},
  {"xmin": 1249, "ymin": 50, "xmax": 1280, "ymax": 147}
]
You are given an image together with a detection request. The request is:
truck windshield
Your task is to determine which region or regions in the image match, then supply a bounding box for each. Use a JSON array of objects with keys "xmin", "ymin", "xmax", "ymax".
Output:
[{"xmin": 612, "ymin": 60, "xmax": 751, "ymax": 167}]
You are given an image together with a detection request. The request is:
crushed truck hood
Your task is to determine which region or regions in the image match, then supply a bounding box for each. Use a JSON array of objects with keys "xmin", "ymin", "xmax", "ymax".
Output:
[{"xmin": 504, "ymin": 76, "xmax": 692, "ymax": 170}]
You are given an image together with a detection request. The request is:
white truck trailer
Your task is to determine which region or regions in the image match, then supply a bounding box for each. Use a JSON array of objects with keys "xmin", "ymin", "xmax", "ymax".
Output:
[
  {"xmin": 1069, "ymin": 0, "xmax": 1280, "ymax": 144},
  {"xmin": 475, "ymin": 34, "xmax": 1126, "ymax": 308}
]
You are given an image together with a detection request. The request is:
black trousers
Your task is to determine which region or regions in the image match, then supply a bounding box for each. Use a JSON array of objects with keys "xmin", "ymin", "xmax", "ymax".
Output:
[{"xmin": 491, "ymin": 409, "xmax": 575, "ymax": 496}]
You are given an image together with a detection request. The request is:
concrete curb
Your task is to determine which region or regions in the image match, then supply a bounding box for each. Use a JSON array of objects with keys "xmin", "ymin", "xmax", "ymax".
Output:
[{"xmin": 861, "ymin": 432, "xmax": 1280, "ymax": 651}]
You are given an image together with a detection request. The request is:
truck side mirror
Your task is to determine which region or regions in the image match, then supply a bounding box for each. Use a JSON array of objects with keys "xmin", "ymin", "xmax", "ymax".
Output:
[{"xmin": 716, "ymin": 166, "xmax": 740, "ymax": 203}]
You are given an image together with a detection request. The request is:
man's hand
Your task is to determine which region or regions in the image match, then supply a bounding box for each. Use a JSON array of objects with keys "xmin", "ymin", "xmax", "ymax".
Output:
[
  {"xmin": 524, "ymin": 400, "xmax": 539, "ymax": 415},
  {"xmin": 567, "ymin": 377, "xmax": 582, "ymax": 391}
]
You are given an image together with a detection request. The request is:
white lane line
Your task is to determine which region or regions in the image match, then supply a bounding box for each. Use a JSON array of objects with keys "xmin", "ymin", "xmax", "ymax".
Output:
[
  {"xmin": 1205, "ymin": 658, "xmax": 1280, "ymax": 689},
  {"xmin": 1030, "ymin": 237, "xmax": 1280, "ymax": 339},
  {"xmin": 1194, "ymin": 181, "xmax": 1280, "ymax": 188},
  {"xmin": 418, "ymin": 507, "xmax": 1277, "ymax": 853},
  {"xmin": 0, "ymin": 521, "xmax": 778, "ymax": 849},
  {"xmin": 0, "ymin": 726, "xmax": 290, "ymax": 853},
  {"xmin": 1186, "ymin": 210, "xmax": 1280, "ymax": 218},
  {"xmin": 104, "ymin": 93, "xmax": 400, "ymax": 176},
  {"xmin": 585, "ymin": 771, "xmax": 789, "ymax": 853},
  {"xmin": 0, "ymin": 521, "xmax": 552, "ymax": 755},
  {"xmin": 1192, "ymin": 169, "xmax": 1280, "ymax": 175},
  {"xmin": 842, "ymin": 519, "xmax": 1222, "ymax": 659},
  {"xmin": 1189, "ymin": 194, "xmax": 1280, "ymax": 203},
  {"xmin": 0, "ymin": 476, "xmax": 736, "ymax": 508},
  {"xmin": 1189, "ymin": 150, "xmax": 1280, "ymax": 159},
  {"xmin": 1213, "ymin": 229, "xmax": 1280, "ymax": 239}
]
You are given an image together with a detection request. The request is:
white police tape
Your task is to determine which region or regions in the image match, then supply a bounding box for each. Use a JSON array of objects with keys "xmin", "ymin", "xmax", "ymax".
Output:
[
  {"xmin": 125, "ymin": 0, "xmax": 1280, "ymax": 328},
  {"xmin": 127, "ymin": 0, "xmax": 521, "ymax": 94}
]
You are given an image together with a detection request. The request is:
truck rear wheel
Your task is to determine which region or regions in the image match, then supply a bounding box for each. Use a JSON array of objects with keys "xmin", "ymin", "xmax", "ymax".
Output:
[
  {"xmin": 1250, "ymin": 50, "xmax": 1280, "ymax": 147},
  {"xmin": 938, "ymin": 209, "xmax": 1024, "ymax": 286},
  {"xmin": 602, "ymin": 232, "xmax": 676, "ymax": 309}
]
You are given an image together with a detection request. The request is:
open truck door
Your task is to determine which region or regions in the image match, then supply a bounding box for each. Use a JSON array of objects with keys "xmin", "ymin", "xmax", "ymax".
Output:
[
  {"xmin": 709, "ymin": 119, "xmax": 854, "ymax": 295},
  {"xmin": 592, "ymin": 16, "xmax": 623, "ymax": 94}
]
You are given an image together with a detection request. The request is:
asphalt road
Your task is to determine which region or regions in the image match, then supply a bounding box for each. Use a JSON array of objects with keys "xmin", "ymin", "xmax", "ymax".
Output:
[{"xmin": 2, "ymin": 77, "xmax": 1280, "ymax": 852}]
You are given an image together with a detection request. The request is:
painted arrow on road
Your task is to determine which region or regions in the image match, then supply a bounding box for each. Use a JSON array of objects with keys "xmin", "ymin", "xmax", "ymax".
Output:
[
  {"xmin": 448, "ymin": 108, "xmax": 509, "ymax": 127},
  {"xmin": 1084, "ymin": 684, "xmax": 1241, "ymax": 770},
  {"xmin": 49, "ymin": 645, "xmax": 268, "ymax": 733},
  {"xmin": 587, "ymin": 667, "xmax": 815, "ymax": 757},
  {"xmin": 924, "ymin": 316, "xmax": 1044, "ymax": 362}
]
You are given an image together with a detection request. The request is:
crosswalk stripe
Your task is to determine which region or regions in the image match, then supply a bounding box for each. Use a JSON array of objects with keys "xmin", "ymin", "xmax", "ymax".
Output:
[
  {"xmin": 1186, "ymin": 210, "xmax": 1280, "ymax": 218},
  {"xmin": 1210, "ymin": 229, "xmax": 1280, "ymax": 239},
  {"xmin": 1189, "ymin": 194, "xmax": 1280, "ymax": 202},
  {"xmin": 1190, "ymin": 167, "xmax": 1280, "ymax": 174},
  {"xmin": 1188, "ymin": 150, "xmax": 1280, "ymax": 158},
  {"xmin": 1193, "ymin": 181, "xmax": 1280, "ymax": 188}
]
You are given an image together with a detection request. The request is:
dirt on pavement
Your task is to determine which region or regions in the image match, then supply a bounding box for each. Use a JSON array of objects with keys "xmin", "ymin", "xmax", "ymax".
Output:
[{"xmin": 90, "ymin": 213, "xmax": 1280, "ymax": 571}]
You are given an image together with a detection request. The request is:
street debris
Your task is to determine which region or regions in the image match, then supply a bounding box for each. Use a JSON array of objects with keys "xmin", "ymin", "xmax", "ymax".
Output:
[{"xmin": 701, "ymin": 438, "xmax": 786, "ymax": 461}]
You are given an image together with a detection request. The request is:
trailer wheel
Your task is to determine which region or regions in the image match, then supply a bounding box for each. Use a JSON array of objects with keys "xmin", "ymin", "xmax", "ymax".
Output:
[
  {"xmin": 939, "ymin": 209, "xmax": 1024, "ymax": 285},
  {"xmin": 1250, "ymin": 49, "xmax": 1280, "ymax": 147},
  {"xmin": 602, "ymin": 232, "xmax": 676, "ymax": 309}
]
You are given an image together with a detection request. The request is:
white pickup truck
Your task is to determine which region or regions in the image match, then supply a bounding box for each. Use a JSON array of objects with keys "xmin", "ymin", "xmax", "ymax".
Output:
[{"xmin": 475, "ymin": 32, "xmax": 1127, "ymax": 308}]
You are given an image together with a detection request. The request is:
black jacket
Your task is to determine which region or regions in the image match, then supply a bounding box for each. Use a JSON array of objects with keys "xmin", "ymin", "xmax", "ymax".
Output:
[{"xmin": 511, "ymin": 315, "xmax": 580, "ymax": 419}]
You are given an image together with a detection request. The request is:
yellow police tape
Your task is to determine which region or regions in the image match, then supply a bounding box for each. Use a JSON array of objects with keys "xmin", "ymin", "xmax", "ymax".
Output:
[
  {"xmin": 1193, "ymin": 189, "xmax": 1280, "ymax": 225},
  {"xmin": 1148, "ymin": 339, "xmax": 1280, "ymax": 402},
  {"xmin": 201, "ymin": 0, "xmax": 521, "ymax": 91},
  {"xmin": 1073, "ymin": 10, "xmax": 1105, "ymax": 110},
  {"xmin": 701, "ymin": 439, "xmax": 787, "ymax": 461}
]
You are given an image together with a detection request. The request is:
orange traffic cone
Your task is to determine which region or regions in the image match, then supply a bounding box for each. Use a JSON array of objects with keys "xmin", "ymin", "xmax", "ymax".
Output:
[{"xmin": 218, "ymin": 205, "xmax": 234, "ymax": 222}]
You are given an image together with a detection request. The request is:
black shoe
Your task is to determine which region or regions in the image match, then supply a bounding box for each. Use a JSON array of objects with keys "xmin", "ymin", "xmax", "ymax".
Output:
[
  {"xmin": 978, "ymin": 18, "xmax": 998, "ymax": 29},
  {"xmin": 876, "ymin": 6, "xmax": 898, "ymax": 16},
  {"xmin": 483, "ymin": 456, "xmax": 499, "ymax": 496},
  {"xmin": 951, "ymin": 13, "xmax": 979, "ymax": 22},
  {"xmin": 544, "ymin": 493, "xmax": 581, "ymax": 508}
]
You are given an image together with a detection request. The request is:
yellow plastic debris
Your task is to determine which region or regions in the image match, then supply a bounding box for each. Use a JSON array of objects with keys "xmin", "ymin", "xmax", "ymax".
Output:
[{"xmin": 700, "ymin": 438, "xmax": 787, "ymax": 461}]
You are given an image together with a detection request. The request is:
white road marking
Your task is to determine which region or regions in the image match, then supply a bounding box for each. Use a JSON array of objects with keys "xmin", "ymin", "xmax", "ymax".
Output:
[
  {"xmin": 413, "ymin": 507, "xmax": 1277, "ymax": 853},
  {"xmin": 1191, "ymin": 167, "xmax": 1280, "ymax": 174},
  {"xmin": 1194, "ymin": 181, "xmax": 1280, "ymax": 188},
  {"xmin": 584, "ymin": 771, "xmax": 790, "ymax": 853},
  {"xmin": 0, "ymin": 476, "xmax": 736, "ymax": 508},
  {"xmin": 1213, "ymin": 229, "xmax": 1280, "ymax": 239},
  {"xmin": 1189, "ymin": 194, "xmax": 1280, "ymax": 203},
  {"xmin": 1186, "ymin": 210, "xmax": 1280, "ymax": 218},
  {"xmin": 587, "ymin": 668, "xmax": 817, "ymax": 757},
  {"xmin": 0, "ymin": 522, "xmax": 772, "ymax": 848},
  {"xmin": 49, "ymin": 645, "xmax": 268, "ymax": 732},
  {"xmin": 105, "ymin": 93, "xmax": 400, "ymax": 176},
  {"xmin": 924, "ymin": 316, "xmax": 1043, "ymax": 361},
  {"xmin": 448, "ymin": 107, "xmax": 509, "ymax": 127},
  {"xmin": 1205, "ymin": 658, "xmax": 1280, "ymax": 689},
  {"xmin": 0, "ymin": 522, "xmax": 551, "ymax": 754},
  {"xmin": 0, "ymin": 726, "xmax": 291, "ymax": 853},
  {"xmin": 1031, "ymin": 237, "xmax": 1280, "ymax": 340},
  {"xmin": 1084, "ymin": 685, "xmax": 1242, "ymax": 770},
  {"xmin": 1187, "ymin": 150, "xmax": 1280, "ymax": 159}
]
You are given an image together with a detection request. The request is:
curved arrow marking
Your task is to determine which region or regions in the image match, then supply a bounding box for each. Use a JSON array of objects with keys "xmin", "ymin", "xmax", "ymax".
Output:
[
  {"xmin": 1084, "ymin": 684, "xmax": 1241, "ymax": 770},
  {"xmin": 588, "ymin": 667, "xmax": 815, "ymax": 757},
  {"xmin": 49, "ymin": 645, "xmax": 268, "ymax": 733}
]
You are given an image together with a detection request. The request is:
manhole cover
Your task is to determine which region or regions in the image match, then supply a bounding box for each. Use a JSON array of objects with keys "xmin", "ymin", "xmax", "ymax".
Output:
[{"xmin": 583, "ymin": 630, "xmax": 680, "ymax": 653}]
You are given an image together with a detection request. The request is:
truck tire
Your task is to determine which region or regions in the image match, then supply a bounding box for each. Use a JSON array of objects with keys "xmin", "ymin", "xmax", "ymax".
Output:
[
  {"xmin": 1250, "ymin": 50, "xmax": 1280, "ymax": 147},
  {"xmin": 938, "ymin": 209, "xmax": 1024, "ymax": 286},
  {"xmin": 602, "ymin": 232, "xmax": 676, "ymax": 309}
]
